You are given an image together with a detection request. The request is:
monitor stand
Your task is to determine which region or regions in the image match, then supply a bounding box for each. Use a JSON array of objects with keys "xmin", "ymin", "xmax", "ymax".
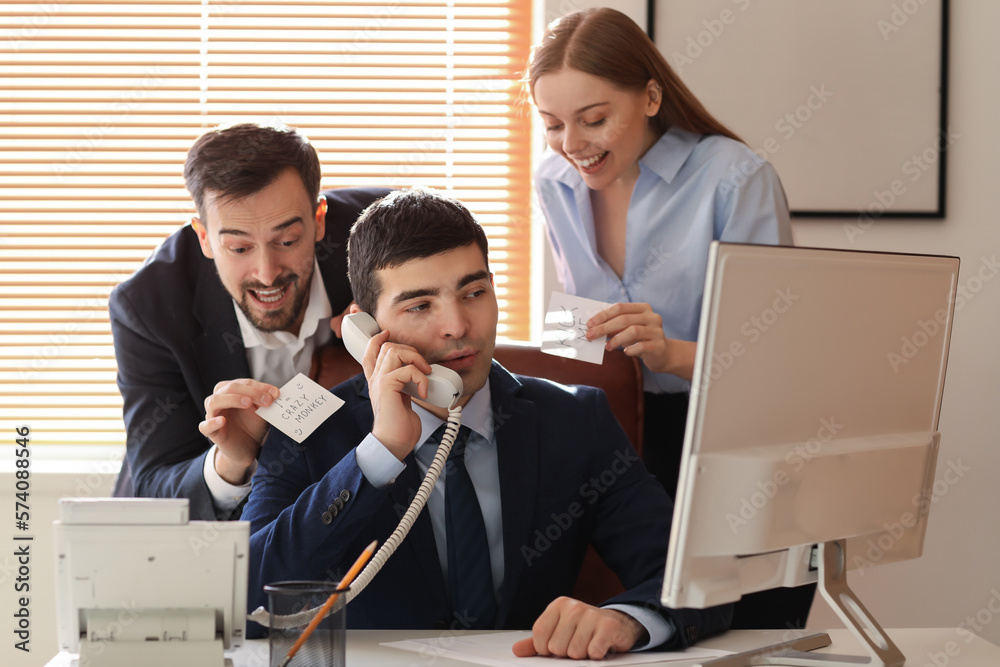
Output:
[{"xmin": 696, "ymin": 540, "xmax": 905, "ymax": 667}]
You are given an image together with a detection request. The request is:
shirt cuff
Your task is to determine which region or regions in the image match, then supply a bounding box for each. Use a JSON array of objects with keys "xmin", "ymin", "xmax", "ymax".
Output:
[
  {"xmin": 355, "ymin": 433, "xmax": 406, "ymax": 488},
  {"xmin": 602, "ymin": 604, "xmax": 675, "ymax": 651},
  {"xmin": 202, "ymin": 444, "xmax": 256, "ymax": 512}
]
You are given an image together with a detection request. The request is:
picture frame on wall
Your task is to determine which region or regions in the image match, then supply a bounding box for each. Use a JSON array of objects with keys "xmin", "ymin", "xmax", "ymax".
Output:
[{"xmin": 648, "ymin": 0, "xmax": 949, "ymax": 219}]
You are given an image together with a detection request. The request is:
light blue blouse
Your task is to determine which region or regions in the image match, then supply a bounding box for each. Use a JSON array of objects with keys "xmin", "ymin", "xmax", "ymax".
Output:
[{"xmin": 535, "ymin": 127, "xmax": 793, "ymax": 394}]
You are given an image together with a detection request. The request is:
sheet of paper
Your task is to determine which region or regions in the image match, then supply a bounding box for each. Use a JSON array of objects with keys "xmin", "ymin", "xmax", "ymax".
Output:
[
  {"xmin": 541, "ymin": 292, "xmax": 611, "ymax": 364},
  {"xmin": 255, "ymin": 372, "xmax": 344, "ymax": 443},
  {"xmin": 382, "ymin": 631, "xmax": 732, "ymax": 666}
]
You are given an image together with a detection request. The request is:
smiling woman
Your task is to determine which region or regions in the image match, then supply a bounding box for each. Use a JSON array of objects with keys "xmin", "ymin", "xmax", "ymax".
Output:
[
  {"xmin": 526, "ymin": 6, "xmax": 808, "ymax": 632},
  {"xmin": 527, "ymin": 7, "xmax": 793, "ymax": 497},
  {"xmin": 0, "ymin": 0, "xmax": 532, "ymax": 451}
]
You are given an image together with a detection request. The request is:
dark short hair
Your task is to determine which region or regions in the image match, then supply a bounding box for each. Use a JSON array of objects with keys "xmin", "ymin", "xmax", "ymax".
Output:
[
  {"xmin": 348, "ymin": 188, "xmax": 490, "ymax": 315},
  {"xmin": 183, "ymin": 123, "xmax": 321, "ymax": 222}
]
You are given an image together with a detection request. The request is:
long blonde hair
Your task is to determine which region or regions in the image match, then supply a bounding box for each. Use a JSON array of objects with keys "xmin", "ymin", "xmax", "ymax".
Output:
[{"xmin": 528, "ymin": 7, "xmax": 743, "ymax": 144}]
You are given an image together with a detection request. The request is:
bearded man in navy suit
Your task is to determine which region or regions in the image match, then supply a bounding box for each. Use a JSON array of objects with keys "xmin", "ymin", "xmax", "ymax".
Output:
[
  {"xmin": 243, "ymin": 188, "xmax": 732, "ymax": 658},
  {"xmin": 109, "ymin": 123, "xmax": 389, "ymax": 520}
]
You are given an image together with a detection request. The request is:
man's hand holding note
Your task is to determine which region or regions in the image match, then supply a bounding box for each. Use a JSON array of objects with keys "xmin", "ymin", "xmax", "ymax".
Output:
[
  {"xmin": 200, "ymin": 377, "xmax": 279, "ymax": 484},
  {"xmin": 256, "ymin": 372, "xmax": 345, "ymax": 443}
]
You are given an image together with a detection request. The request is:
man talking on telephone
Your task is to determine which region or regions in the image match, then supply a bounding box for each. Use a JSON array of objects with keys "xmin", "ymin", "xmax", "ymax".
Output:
[{"xmin": 242, "ymin": 188, "xmax": 732, "ymax": 658}]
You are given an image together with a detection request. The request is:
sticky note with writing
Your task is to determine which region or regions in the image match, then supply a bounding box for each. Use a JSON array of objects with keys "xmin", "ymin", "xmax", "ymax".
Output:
[
  {"xmin": 256, "ymin": 373, "xmax": 345, "ymax": 443},
  {"xmin": 541, "ymin": 292, "xmax": 611, "ymax": 364}
]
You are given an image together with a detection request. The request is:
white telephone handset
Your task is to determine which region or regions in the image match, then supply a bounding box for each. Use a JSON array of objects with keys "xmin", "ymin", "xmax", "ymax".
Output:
[{"xmin": 341, "ymin": 312, "xmax": 463, "ymax": 408}]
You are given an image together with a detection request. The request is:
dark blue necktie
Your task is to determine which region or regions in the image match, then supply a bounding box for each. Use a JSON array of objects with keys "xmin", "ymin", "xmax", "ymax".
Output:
[{"xmin": 432, "ymin": 423, "xmax": 496, "ymax": 629}]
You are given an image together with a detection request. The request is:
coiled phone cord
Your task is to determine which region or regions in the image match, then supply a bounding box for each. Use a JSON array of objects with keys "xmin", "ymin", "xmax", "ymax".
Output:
[
  {"xmin": 250, "ymin": 403, "xmax": 462, "ymax": 629},
  {"xmin": 344, "ymin": 403, "xmax": 462, "ymax": 603}
]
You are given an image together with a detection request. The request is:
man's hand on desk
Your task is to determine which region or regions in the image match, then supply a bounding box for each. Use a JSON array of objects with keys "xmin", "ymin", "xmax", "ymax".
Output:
[
  {"xmin": 199, "ymin": 378, "xmax": 279, "ymax": 484},
  {"xmin": 511, "ymin": 597, "xmax": 648, "ymax": 660}
]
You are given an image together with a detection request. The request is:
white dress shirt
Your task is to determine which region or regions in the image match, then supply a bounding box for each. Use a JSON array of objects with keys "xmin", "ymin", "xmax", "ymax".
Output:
[{"xmin": 204, "ymin": 259, "xmax": 332, "ymax": 513}]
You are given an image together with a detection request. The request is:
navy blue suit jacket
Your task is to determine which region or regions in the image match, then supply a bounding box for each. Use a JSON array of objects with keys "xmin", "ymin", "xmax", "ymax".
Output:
[
  {"xmin": 109, "ymin": 187, "xmax": 391, "ymax": 520},
  {"xmin": 243, "ymin": 363, "xmax": 731, "ymax": 649}
]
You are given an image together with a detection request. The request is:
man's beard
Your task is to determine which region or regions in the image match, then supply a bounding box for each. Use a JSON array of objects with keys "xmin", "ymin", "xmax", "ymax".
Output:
[{"xmin": 236, "ymin": 272, "xmax": 310, "ymax": 333}]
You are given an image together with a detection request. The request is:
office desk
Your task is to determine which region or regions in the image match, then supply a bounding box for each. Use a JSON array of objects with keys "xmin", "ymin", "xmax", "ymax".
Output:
[{"xmin": 46, "ymin": 628, "xmax": 1000, "ymax": 666}]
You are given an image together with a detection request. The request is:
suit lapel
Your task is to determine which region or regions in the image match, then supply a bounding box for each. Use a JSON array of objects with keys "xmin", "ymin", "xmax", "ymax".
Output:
[{"xmin": 491, "ymin": 365, "xmax": 539, "ymax": 626}]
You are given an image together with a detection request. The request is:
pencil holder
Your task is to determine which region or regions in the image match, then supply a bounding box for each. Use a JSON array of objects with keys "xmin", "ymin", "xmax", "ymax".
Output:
[{"xmin": 264, "ymin": 580, "xmax": 348, "ymax": 667}]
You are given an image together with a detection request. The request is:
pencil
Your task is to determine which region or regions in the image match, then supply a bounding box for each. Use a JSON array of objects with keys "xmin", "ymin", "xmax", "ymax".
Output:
[{"xmin": 278, "ymin": 539, "xmax": 377, "ymax": 667}]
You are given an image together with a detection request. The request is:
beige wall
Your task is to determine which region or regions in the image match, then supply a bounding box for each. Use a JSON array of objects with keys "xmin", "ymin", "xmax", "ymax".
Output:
[
  {"xmin": 541, "ymin": 0, "xmax": 1000, "ymax": 647},
  {"xmin": 789, "ymin": 1, "xmax": 1000, "ymax": 646}
]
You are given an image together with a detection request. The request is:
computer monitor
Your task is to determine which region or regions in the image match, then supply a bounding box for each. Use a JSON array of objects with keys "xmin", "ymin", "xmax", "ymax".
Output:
[
  {"xmin": 54, "ymin": 498, "xmax": 249, "ymax": 667},
  {"xmin": 662, "ymin": 242, "xmax": 959, "ymax": 666}
]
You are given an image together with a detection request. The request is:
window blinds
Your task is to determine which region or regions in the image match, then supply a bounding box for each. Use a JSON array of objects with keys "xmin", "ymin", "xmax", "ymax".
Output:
[{"xmin": 0, "ymin": 0, "xmax": 532, "ymax": 447}]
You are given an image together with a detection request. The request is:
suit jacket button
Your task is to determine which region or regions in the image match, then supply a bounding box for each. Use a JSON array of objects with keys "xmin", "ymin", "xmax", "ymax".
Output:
[
  {"xmin": 340, "ymin": 489, "xmax": 351, "ymax": 502},
  {"xmin": 334, "ymin": 498, "xmax": 344, "ymax": 511},
  {"xmin": 321, "ymin": 511, "xmax": 333, "ymax": 525},
  {"xmin": 331, "ymin": 507, "xmax": 339, "ymax": 517},
  {"xmin": 685, "ymin": 626, "xmax": 699, "ymax": 643},
  {"xmin": 328, "ymin": 504, "xmax": 337, "ymax": 513}
]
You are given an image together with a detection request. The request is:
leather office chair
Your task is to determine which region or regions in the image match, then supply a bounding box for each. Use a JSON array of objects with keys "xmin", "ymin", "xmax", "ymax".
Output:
[{"xmin": 310, "ymin": 340, "xmax": 645, "ymax": 606}]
